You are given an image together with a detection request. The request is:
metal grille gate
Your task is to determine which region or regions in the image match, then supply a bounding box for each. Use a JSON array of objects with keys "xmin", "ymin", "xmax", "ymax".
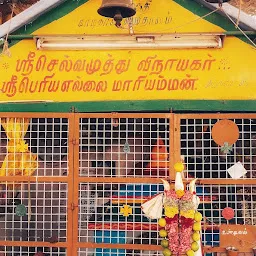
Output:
[
  {"xmin": 0, "ymin": 113, "xmax": 73, "ymax": 256},
  {"xmin": 0, "ymin": 113, "xmax": 255, "ymax": 255}
]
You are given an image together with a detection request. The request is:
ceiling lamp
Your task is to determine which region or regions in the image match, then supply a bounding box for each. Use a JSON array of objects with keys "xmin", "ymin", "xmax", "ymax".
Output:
[
  {"xmin": 35, "ymin": 34, "xmax": 224, "ymax": 51},
  {"xmin": 97, "ymin": 0, "xmax": 136, "ymax": 27}
]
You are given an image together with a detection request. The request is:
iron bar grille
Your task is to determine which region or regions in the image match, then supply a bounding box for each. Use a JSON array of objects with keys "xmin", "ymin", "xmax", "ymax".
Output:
[
  {"xmin": 1, "ymin": 246, "xmax": 67, "ymax": 256},
  {"xmin": 180, "ymin": 117, "xmax": 256, "ymax": 251},
  {"xmin": 0, "ymin": 114, "xmax": 255, "ymax": 255},
  {"xmin": 189, "ymin": 184, "xmax": 256, "ymax": 247},
  {"xmin": 180, "ymin": 118, "xmax": 256, "ymax": 179},
  {"xmin": 0, "ymin": 182, "xmax": 68, "ymax": 242},
  {"xmin": 78, "ymin": 248, "xmax": 163, "ymax": 255},
  {"xmin": 0, "ymin": 117, "xmax": 69, "ymax": 255},
  {"xmin": 0, "ymin": 118, "xmax": 69, "ymax": 177},
  {"xmin": 78, "ymin": 182, "xmax": 163, "ymax": 251},
  {"xmin": 79, "ymin": 117, "xmax": 170, "ymax": 178}
]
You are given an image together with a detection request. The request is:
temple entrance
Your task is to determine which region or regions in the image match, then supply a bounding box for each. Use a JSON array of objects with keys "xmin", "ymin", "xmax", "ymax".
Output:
[{"xmin": 0, "ymin": 113, "xmax": 255, "ymax": 255}]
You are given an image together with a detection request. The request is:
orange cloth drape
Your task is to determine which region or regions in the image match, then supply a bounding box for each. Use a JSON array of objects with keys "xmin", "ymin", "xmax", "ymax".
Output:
[{"xmin": 0, "ymin": 118, "xmax": 38, "ymax": 188}]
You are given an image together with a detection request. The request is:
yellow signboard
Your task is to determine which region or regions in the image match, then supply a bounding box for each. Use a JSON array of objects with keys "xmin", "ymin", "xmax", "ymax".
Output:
[
  {"xmin": 0, "ymin": 0, "xmax": 255, "ymax": 102},
  {"xmin": 35, "ymin": 0, "xmax": 224, "ymax": 35}
]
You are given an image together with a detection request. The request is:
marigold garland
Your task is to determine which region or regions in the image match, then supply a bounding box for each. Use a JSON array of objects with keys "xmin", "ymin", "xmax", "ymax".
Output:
[
  {"xmin": 161, "ymin": 190, "xmax": 201, "ymax": 256},
  {"xmin": 176, "ymin": 189, "xmax": 185, "ymax": 198},
  {"xmin": 165, "ymin": 206, "xmax": 179, "ymax": 218},
  {"xmin": 141, "ymin": 164, "xmax": 202, "ymax": 256}
]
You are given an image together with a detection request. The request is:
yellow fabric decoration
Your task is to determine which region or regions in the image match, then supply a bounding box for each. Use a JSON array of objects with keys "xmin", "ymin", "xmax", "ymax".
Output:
[
  {"xmin": 0, "ymin": 118, "xmax": 38, "ymax": 188},
  {"xmin": 164, "ymin": 205, "xmax": 179, "ymax": 218}
]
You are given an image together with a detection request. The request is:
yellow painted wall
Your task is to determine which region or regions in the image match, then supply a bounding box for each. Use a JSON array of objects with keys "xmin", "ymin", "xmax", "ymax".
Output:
[
  {"xmin": 0, "ymin": 0, "xmax": 255, "ymax": 102},
  {"xmin": 36, "ymin": 0, "xmax": 223, "ymax": 35}
]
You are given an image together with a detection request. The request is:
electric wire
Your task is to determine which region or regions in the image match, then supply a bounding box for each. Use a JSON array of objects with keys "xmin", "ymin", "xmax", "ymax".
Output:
[{"xmin": 221, "ymin": 6, "xmax": 256, "ymax": 48}]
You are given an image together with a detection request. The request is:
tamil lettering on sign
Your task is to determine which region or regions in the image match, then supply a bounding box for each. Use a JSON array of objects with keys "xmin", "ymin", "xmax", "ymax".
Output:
[
  {"xmin": 0, "ymin": 51, "xmax": 225, "ymax": 98},
  {"xmin": 220, "ymin": 225, "xmax": 256, "ymax": 249}
]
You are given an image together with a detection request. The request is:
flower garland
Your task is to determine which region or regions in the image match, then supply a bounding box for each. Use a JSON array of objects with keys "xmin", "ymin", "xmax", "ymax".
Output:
[
  {"xmin": 159, "ymin": 163, "xmax": 202, "ymax": 256},
  {"xmin": 159, "ymin": 190, "xmax": 202, "ymax": 256},
  {"xmin": 142, "ymin": 162, "xmax": 202, "ymax": 256},
  {"xmin": 164, "ymin": 190, "xmax": 179, "ymax": 253}
]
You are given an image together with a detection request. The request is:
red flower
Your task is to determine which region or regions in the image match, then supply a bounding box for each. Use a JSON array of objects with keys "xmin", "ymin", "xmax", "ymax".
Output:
[
  {"xmin": 165, "ymin": 218, "xmax": 179, "ymax": 254},
  {"xmin": 180, "ymin": 216, "xmax": 194, "ymax": 228},
  {"xmin": 179, "ymin": 225, "xmax": 193, "ymax": 253},
  {"xmin": 165, "ymin": 215, "xmax": 178, "ymax": 224}
]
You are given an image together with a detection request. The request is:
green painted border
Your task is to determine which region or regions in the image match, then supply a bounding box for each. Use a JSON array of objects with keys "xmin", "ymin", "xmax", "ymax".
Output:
[
  {"xmin": 0, "ymin": 100, "xmax": 255, "ymax": 113},
  {"xmin": 174, "ymin": 0, "xmax": 237, "ymax": 32},
  {"xmin": 173, "ymin": 0, "xmax": 253, "ymax": 44},
  {"xmin": 13, "ymin": 0, "xmax": 89, "ymax": 35}
]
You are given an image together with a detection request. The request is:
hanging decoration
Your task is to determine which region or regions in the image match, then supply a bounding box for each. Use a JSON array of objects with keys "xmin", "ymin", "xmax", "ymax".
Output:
[
  {"xmin": 1, "ymin": 41, "xmax": 11, "ymax": 58},
  {"xmin": 123, "ymin": 141, "xmax": 130, "ymax": 153},
  {"xmin": 0, "ymin": 118, "xmax": 38, "ymax": 188},
  {"xmin": 212, "ymin": 119, "xmax": 239, "ymax": 155},
  {"xmin": 15, "ymin": 203, "xmax": 27, "ymax": 217},
  {"xmin": 141, "ymin": 162, "xmax": 203, "ymax": 256},
  {"xmin": 220, "ymin": 142, "xmax": 234, "ymax": 154},
  {"xmin": 0, "ymin": 2, "xmax": 15, "ymax": 58},
  {"xmin": 0, "ymin": 118, "xmax": 37, "ymax": 224},
  {"xmin": 227, "ymin": 162, "xmax": 247, "ymax": 179},
  {"xmin": 120, "ymin": 204, "xmax": 132, "ymax": 217},
  {"xmin": 222, "ymin": 207, "xmax": 235, "ymax": 221}
]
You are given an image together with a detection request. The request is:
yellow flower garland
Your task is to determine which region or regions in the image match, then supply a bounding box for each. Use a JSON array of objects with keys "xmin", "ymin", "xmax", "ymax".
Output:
[
  {"xmin": 164, "ymin": 205, "xmax": 179, "ymax": 218},
  {"xmin": 180, "ymin": 209, "xmax": 195, "ymax": 219},
  {"xmin": 176, "ymin": 189, "xmax": 185, "ymax": 198}
]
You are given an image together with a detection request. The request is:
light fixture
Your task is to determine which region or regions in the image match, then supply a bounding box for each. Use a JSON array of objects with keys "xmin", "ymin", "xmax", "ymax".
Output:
[{"xmin": 35, "ymin": 34, "xmax": 224, "ymax": 51}]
